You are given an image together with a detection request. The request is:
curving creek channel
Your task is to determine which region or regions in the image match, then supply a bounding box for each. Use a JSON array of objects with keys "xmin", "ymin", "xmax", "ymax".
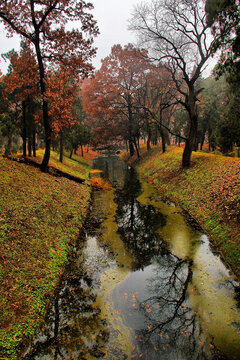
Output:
[{"xmin": 24, "ymin": 155, "xmax": 240, "ymax": 360}]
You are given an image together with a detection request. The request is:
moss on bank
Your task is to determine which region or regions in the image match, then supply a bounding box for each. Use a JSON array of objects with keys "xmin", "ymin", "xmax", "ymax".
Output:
[
  {"xmin": 122, "ymin": 145, "xmax": 240, "ymax": 279},
  {"xmin": 0, "ymin": 153, "xmax": 92, "ymax": 359}
]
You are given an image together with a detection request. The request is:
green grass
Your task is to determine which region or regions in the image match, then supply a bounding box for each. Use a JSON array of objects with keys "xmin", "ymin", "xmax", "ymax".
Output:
[
  {"xmin": 33, "ymin": 149, "xmax": 91, "ymax": 181},
  {"xmin": 0, "ymin": 154, "xmax": 91, "ymax": 359},
  {"xmin": 122, "ymin": 145, "xmax": 240, "ymax": 279}
]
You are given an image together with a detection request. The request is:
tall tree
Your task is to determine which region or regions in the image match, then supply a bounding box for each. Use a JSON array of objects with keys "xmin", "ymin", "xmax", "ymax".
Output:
[
  {"xmin": 82, "ymin": 44, "xmax": 150, "ymax": 157},
  {"xmin": 44, "ymin": 66, "xmax": 79, "ymax": 162},
  {"xmin": 206, "ymin": 0, "xmax": 240, "ymax": 82},
  {"xmin": 3, "ymin": 43, "xmax": 39, "ymax": 157},
  {"xmin": 205, "ymin": 1, "xmax": 240, "ymax": 153},
  {"xmin": 138, "ymin": 63, "xmax": 177, "ymax": 152},
  {"xmin": 0, "ymin": 77, "xmax": 19, "ymax": 155},
  {"xmin": 0, "ymin": 0, "xmax": 98, "ymax": 171},
  {"xmin": 81, "ymin": 74, "xmax": 122, "ymax": 149},
  {"xmin": 65, "ymin": 96, "xmax": 92, "ymax": 158},
  {"xmin": 130, "ymin": 0, "xmax": 214, "ymax": 168}
]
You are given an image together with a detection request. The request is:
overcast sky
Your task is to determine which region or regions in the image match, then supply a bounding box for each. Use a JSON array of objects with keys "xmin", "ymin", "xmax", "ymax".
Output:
[
  {"xmin": 0, "ymin": 0, "xmax": 215, "ymax": 75},
  {"xmin": 91, "ymin": 0, "xmax": 143, "ymax": 69},
  {"xmin": 0, "ymin": 0, "xmax": 143, "ymax": 74}
]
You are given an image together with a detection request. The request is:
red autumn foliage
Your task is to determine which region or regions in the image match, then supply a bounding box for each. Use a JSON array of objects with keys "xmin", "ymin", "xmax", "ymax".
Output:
[
  {"xmin": 82, "ymin": 44, "xmax": 150, "ymax": 150},
  {"xmin": 90, "ymin": 176, "xmax": 110, "ymax": 191},
  {"xmin": 44, "ymin": 66, "xmax": 78, "ymax": 136},
  {"xmin": 0, "ymin": 0, "xmax": 99, "ymax": 170},
  {"xmin": 4, "ymin": 44, "xmax": 39, "ymax": 102}
]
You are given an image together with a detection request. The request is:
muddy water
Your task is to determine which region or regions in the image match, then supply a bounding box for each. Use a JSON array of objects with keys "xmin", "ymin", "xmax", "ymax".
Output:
[{"xmin": 24, "ymin": 155, "xmax": 240, "ymax": 360}]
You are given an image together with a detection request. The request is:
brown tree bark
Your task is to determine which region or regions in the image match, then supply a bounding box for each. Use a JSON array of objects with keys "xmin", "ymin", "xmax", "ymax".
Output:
[
  {"xmin": 32, "ymin": 130, "xmax": 36, "ymax": 157},
  {"xmin": 34, "ymin": 35, "xmax": 51, "ymax": 171},
  {"xmin": 59, "ymin": 131, "xmax": 63, "ymax": 163},
  {"xmin": 28, "ymin": 139, "xmax": 32, "ymax": 157},
  {"xmin": 182, "ymin": 89, "xmax": 198, "ymax": 168},
  {"xmin": 22, "ymin": 100, "xmax": 27, "ymax": 157}
]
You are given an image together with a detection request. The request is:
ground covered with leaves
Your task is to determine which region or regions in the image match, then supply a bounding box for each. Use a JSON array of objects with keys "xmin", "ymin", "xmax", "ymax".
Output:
[
  {"xmin": 0, "ymin": 152, "xmax": 93, "ymax": 359},
  {"xmin": 122, "ymin": 146, "xmax": 240, "ymax": 279}
]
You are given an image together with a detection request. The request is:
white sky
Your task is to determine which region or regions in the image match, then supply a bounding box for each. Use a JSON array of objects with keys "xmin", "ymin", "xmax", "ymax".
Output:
[
  {"xmin": 91, "ymin": 0, "xmax": 143, "ymax": 69},
  {"xmin": 0, "ymin": 0, "xmax": 143, "ymax": 74}
]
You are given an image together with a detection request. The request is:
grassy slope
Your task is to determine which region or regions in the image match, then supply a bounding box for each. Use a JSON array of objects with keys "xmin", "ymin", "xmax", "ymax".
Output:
[
  {"xmin": 122, "ymin": 145, "xmax": 240, "ymax": 279},
  {"xmin": 32, "ymin": 150, "xmax": 91, "ymax": 180},
  {"xmin": 0, "ymin": 151, "xmax": 93, "ymax": 359}
]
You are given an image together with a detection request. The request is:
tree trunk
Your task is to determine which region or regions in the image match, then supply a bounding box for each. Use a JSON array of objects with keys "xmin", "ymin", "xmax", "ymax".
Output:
[
  {"xmin": 80, "ymin": 143, "xmax": 84, "ymax": 157},
  {"xmin": 34, "ymin": 36, "xmax": 51, "ymax": 172},
  {"xmin": 147, "ymin": 136, "xmax": 151, "ymax": 151},
  {"xmin": 69, "ymin": 149, "xmax": 73, "ymax": 159},
  {"xmin": 5, "ymin": 134, "xmax": 12, "ymax": 156},
  {"xmin": 59, "ymin": 131, "xmax": 63, "ymax": 163},
  {"xmin": 32, "ymin": 130, "xmax": 36, "ymax": 157},
  {"xmin": 28, "ymin": 139, "xmax": 32, "ymax": 157},
  {"xmin": 161, "ymin": 131, "xmax": 166, "ymax": 153},
  {"xmin": 147, "ymin": 119, "xmax": 151, "ymax": 152},
  {"xmin": 178, "ymin": 136, "xmax": 181, "ymax": 147},
  {"xmin": 133, "ymin": 137, "xmax": 140, "ymax": 158},
  {"xmin": 22, "ymin": 100, "xmax": 27, "ymax": 157},
  {"xmin": 182, "ymin": 88, "xmax": 198, "ymax": 168},
  {"xmin": 182, "ymin": 116, "xmax": 198, "ymax": 167},
  {"xmin": 129, "ymin": 139, "xmax": 135, "ymax": 156},
  {"xmin": 152, "ymin": 131, "xmax": 157, "ymax": 145},
  {"xmin": 200, "ymin": 128, "xmax": 206, "ymax": 150},
  {"xmin": 127, "ymin": 96, "xmax": 135, "ymax": 157},
  {"xmin": 159, "ymin": 125, "xmax": 166, "ymax": 153}
]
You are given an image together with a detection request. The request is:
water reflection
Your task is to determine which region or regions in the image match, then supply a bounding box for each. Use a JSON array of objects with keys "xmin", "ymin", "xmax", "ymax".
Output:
[
  {"xmin": 23, "ymin": 233, "xmax": 110, "ymax": 359},
  {"xmin": 115, "ymin": 168, "xmax": 167, "ymax": 270},
  {"xmin": 111, "ymin": 255, "xmax": 212, "ymax": 360},
  {"xmin": 24, "ymin": 155, "xmax": 240, "ymax": 360},
  {"xmin": 109, "ymin": 166, "xmax": 213, "ymax": 358},
  {"xmin": 93, "ymin": 155, "xmax": 129, "ymax": 189}
]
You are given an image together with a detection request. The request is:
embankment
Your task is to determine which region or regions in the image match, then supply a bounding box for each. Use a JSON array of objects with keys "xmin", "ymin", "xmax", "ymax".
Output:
[
  {"xmin": 0, "ymin": 152, "xmax": 93, "ymax": 359},
  {"xmin": 122, "ymin": 145, "xmax": 240, "ymax": 279}
]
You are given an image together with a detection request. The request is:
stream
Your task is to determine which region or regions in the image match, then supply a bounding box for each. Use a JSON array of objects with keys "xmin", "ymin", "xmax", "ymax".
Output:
[{"xmin": 24, "ymin": 155, "xmax": 240, "ymax": 360}]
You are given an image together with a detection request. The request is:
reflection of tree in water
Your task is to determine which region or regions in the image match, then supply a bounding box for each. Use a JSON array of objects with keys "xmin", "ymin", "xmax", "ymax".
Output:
[
  {"xmin": 24, "ymin": 242, "xmax": 109, "ymax": 360},
  {"xmin": 133, "ymin": 254, "xmax": 215, "ymax": 360},
  {"xmin": 115, "ymin": 167, "xmax": 167, "ymax": 270},
  {"xmin": 93, "ymin": 155, "xmax": 129, "ymax": 189},
  {"xmin": 113, "ymin": 167, "xmax": 212, "ymax": 357}
]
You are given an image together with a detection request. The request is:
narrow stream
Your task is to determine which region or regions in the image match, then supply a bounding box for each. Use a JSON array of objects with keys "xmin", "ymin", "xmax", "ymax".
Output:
[{"xmin": 24, "ymin": 155, "xmax": 240, "ymax": 360}]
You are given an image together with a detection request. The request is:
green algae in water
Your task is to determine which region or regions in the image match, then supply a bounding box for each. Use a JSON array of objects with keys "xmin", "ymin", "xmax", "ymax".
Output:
[
  {"xmin": 137, "ymin": 174, "xmax": 240, "ymax": 360},
  {"xmin": 22, "ymin": 155, "xmax": 240, "ymax": 360}
]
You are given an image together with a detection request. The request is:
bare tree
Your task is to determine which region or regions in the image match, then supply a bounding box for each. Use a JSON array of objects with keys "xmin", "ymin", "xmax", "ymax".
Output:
[
  {"xmin": 137, "ymin": 64, "xmax": 179, "ymax": 152},
  {"xmin": 130, "ymin": 0, "xmax": 214, "ymax": 168}
]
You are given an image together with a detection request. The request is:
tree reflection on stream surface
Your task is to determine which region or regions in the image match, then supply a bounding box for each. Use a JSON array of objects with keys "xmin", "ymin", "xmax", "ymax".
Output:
[{"xmin": 24, "ymin": 155, "xmax": 240, "ymax": 360}]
